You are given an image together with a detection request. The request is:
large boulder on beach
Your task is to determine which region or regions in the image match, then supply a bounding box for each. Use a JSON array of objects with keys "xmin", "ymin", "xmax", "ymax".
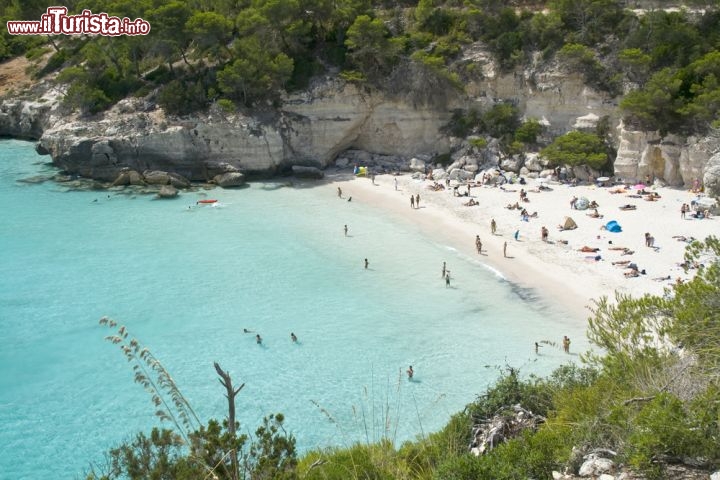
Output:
[
  {"xmin": 213, "ymin": 172, "xmax": 246, "ymax": 187},
  {"xmin": 524, "ymin": 153, "xmax": 545, "ymax": 172},
  {"xmin": 409, "ymin": 157, "xmax": 426, "ymax": 172},
  {"xmin": 291, "ymin": 165, "xmax": 324, "ymax": 179},
  {"xmin": 143, "ymin": 170, "xmax": 170, "ymax": 185},
  {"xmin": 157, "ymin": 185, "xmax": 178, "ymax": 198},
  {"xmin": 500, "ymin": 156, "xmax": 522, "ymax": 173},
  {"xmin": 704, "ymin": 152, "xmax": 720, "ymax": 198},
  {"xmin": 112, "ymin": 169, "xmax": 145, "ymax": 186},
  {"xmin": 449, "ymin": 168, "xmax": 473, "ymax": 181},
  {"xmin": 432, "ymin": 168, "xmax": 448, "ymax": 180},
  {"xmin": 168, "ymin": 173, "xmax": 190, "ymax": 188}
]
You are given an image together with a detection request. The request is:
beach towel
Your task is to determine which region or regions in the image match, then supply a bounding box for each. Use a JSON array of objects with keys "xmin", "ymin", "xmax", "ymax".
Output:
[
  {"xmin": 605, "ymin": 220, "xmax": 622, "ymax": 232},
  {"xmin": 561, "ymin": 217, "xmax": 577, "ymax": 230}
]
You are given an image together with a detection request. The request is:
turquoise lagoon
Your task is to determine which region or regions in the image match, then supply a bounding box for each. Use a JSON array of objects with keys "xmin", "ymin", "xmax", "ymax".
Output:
[{"xmin": 0, "ymin": 139, "xmax": 588, "ymax": 478}]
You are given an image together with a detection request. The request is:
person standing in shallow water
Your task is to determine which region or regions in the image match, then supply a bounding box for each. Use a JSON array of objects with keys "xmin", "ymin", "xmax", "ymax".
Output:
[
  {"xmin": 256, "ymin": 334, "xmax": 262, "ymax": 345},
  {"xmin": 337, "ymin": 187, "xmax": 342, "ymax": 198},
  {"xmin": 407, "ymin": 365, "xmax": 414, "ymax": 379},
  {"xmin": 441, "ymin": 261, "xmax": 446, "ymax": 278},
  {"xmin": 344, "ymin": 224, "xmax": 348, "ymax": 237},
  {"xmin": 445, "ymin": 271, "xmax": 451, "ymax": 287},
  {"xmin": 415, "ymin": 194, "xmax": 420, "ymax": 208},
  {"xmin": 291, "ymin": 332, "xmax": 297, "ymax": 343},
  {"xmin": 364, "ymin": 258, "xmax": 369, "ymax": 269}
]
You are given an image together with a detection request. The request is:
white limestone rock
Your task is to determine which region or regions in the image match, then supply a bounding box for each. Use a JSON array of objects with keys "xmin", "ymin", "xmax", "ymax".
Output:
[
  {"xmin": 578, "ymin": 457, "xmax": 614, "ymax": 477},
  {"xmin": 409, "ymin": 157, "xmax": 426, "ymax": 172},
  {"xmin": 157, "ymin": 185, "xmax": 178, "ymax": 198},
  {"xmin": 704, "ymin": 152, "xmax": 720, "ymax": 198},
  {"xmin": 213, "ymin": 172, "xmax": 246, "ymax": 187}
]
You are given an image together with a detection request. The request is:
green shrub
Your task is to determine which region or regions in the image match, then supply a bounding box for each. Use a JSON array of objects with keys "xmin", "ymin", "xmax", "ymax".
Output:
[
  {"xmin": 216, "ymin": 99, "xmax": 236, "ymax": 114},
  {"xmin": 468, "ymin": 138, "xmax": 487, "ymax": 149},
  {"xmin": 627, "ymin": 393, "xmax": 701, "ymax": 477},
  {"xmin": 540, "ymin": 131, "xmax": 609, "ymax": 170},
  {"xmin": 515, "ymin": 119, "xmax": 543, "ymax": 145},
  {"xmin": 432, "ymin": 454, "xmax": 488, "ymax": 480}
]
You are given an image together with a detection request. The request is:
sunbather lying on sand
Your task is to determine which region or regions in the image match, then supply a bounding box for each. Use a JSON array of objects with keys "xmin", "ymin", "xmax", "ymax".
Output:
[
  {"xmin": 587, "ymin": 208, "xmax": 603, "ymax": 218},
  {"xmin": 653, "ymin": 275, "xmax": 671, "ymax": 281},
  {"xmin": 464, "ymin": 199, "xmax": 478, "ymax": 206},
  {"xmin": 619, "ymin": 204, "xmax": 637, "ymax": 210},
  {"xmin": 612, "ymin": 260, "xmax": 631, "ymax": 266},
  {"xmin": 579, "ymin": 246, "xmax": 600, "ymax": 253},
  {"xmin": 609, "ymin": 188, "xmax": 626, "ymax": 194},
  {"xmin": 673, "ymin": 235, "xmax": 696, "ymax": 243}
]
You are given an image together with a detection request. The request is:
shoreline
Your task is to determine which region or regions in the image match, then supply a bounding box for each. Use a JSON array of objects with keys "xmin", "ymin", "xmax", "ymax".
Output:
[{"xmin": 318, "ymin": 170, "xmax": 717, "ymax": 322}]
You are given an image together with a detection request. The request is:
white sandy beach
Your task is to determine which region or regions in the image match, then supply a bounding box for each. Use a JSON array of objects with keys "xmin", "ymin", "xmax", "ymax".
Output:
[{"xmin": 322, "ymin": 171, "xmax": 717, "ymax": 321}]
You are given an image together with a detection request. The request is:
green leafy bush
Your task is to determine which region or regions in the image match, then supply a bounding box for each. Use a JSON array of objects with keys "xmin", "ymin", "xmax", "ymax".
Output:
[{"xmin": 540, "ymin": 131, "xmax": 609, "ymax": 170}]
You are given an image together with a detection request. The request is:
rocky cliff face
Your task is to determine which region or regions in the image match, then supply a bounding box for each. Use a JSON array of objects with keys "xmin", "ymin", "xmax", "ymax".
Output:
[
  {"xmin": 4, "ymin": 79, "xmax": 455, "ymax": 182},
  {"xmin": 1, "ymin": 65, "xmax": 718, "ymax": 189},
  {"xmin": 614, "ymin": 124, "xmax": 720, "ymax": 186}
]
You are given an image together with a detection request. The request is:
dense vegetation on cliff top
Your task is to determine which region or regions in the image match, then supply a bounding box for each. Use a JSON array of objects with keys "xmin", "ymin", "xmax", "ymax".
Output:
[
  {"xmin": 89, "ymin": 238, "xmax": 719, "ymax": 480},
  {"xmin": 2, "ymin": 0, "xmax": 720, "ymax": 141}
]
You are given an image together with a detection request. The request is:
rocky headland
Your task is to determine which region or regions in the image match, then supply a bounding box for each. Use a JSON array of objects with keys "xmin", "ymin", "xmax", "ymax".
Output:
[{"xmin": 2, "ymin": 55, "xmax": 720, "ymax": 197}]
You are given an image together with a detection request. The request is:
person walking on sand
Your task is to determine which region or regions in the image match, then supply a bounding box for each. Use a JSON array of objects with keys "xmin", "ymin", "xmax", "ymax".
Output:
[
  {"xmin": 337, "ymin": 187, "xmax": 342, "ymax": 198},
  {"xmin": 514, "ymin": 229, "xmax": 520, "ymax": 241},
  {"xmin": 410, "ymin": 195, "xmax": 415, "ymax": 209},
  {"xmin": 645, "ymin": 232, "xmax": 655, "ymax": 248},
  {"xmin": 344, "ymin": 224, "xmax": 348, "ymax": 237},
  {"xmin": 394, "ymin": 177, "xmax": 398, "ymax": 191},
  {"xmin": 541, "ymin": 226, "xmax": 549, "ymax": 242},
  {"xmin": 407, "ymin": 365, "xmax": 414, "ymax": 379},
  {"xmin": 491, "ymin": 218, "xmax": 497, "ymax": 235},
  {"xmin": 475, "ymin": 235, "xmax": 482, "ymax": 254},
  {"xmin": 442, "ymin": 261, "xmax": 446, "ymax": 278},
  {"xmin": 415, "ymin": 194, "xmax": 420, "ymax": 208},
  {"xmin": 503, "ymin": 241, "xmax": 508, "ymax": 258},
  {"xmin": 364, "ymin": 258, "xmax": 369, "ymax": 269}
]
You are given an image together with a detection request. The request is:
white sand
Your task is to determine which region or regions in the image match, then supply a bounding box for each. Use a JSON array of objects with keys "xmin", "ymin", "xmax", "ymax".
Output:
[{"xmin": 322, "ymin": 171, "xmax": 717, "ymax": 321}]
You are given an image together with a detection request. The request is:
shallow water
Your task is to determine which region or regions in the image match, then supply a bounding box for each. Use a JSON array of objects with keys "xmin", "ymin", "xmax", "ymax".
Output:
[{"xmin": 0, "ymin": 139, "xmax": 588, "ymax": 479}]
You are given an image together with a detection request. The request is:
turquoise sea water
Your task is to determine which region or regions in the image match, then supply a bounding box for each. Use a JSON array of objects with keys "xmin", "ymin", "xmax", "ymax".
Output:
[{"xmin": 0, "ymin": 139, "xmax": 588, "ymax": 479}]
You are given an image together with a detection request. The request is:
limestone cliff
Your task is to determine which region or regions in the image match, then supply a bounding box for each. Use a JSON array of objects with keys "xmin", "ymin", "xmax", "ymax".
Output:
[
  {"xmin": 0, "ymin": 78, "xmax": 457, "ymax": 182},
  {"xmin": 614, "ymin": 124, "xmax": 720, "ymax": 186},
  {"xmin": 0, "ymin": 65, "xmax": 718, "ymax": 189}
]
